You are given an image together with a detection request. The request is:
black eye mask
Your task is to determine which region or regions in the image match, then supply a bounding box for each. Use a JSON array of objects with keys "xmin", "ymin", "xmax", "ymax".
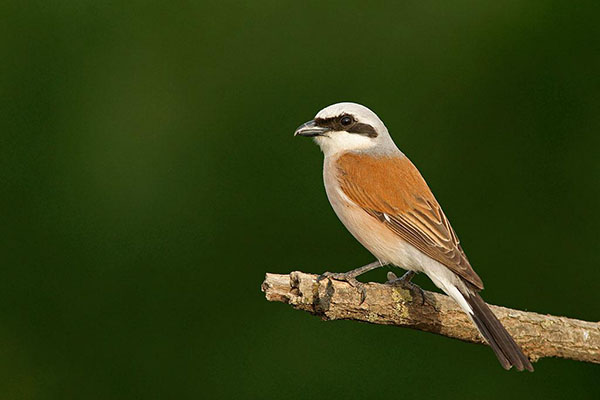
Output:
[{"xmin": 314, "ymin": 115, "xmax": 378, "ymax": 138}]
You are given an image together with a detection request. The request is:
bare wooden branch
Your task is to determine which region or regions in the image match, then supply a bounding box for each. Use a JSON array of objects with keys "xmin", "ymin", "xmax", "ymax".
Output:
[{"xmin": 261, "ymin": 271, "xmax": 600, "ymax": 364}]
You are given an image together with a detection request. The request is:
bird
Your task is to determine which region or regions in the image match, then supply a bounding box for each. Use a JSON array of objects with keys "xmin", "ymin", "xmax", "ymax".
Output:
[{"xmin": 294, "ymin": 102, "xmax": 533, "ymax": 371}]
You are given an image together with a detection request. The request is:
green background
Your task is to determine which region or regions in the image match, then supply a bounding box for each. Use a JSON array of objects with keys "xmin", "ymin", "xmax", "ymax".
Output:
[{"xmin": 2, "ymin": 1, "xmax": 599, "ymax": 399}]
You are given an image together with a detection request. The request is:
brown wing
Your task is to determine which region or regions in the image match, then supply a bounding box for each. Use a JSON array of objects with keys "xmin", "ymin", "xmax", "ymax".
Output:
[{"xmin": 336, "ymin": 152, "xmax": 484, "ymax": 290}]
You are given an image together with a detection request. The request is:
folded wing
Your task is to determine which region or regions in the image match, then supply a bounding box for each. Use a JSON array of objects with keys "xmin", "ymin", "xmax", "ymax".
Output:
[{"xmin": 336, "ymin": 152, "xmax": 484, "ymax": 290}]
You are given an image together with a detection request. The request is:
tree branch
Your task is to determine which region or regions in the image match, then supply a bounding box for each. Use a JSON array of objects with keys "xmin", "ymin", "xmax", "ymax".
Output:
[{"xmin": 261, "ymin": 271, "xmax": 600, "ymax": 364}]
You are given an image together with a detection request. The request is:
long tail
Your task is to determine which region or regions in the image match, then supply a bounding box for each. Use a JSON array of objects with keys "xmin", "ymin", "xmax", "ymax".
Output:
[{"xmin": 451, "ymin": 283, "xmax": 534, "ymax": 371}]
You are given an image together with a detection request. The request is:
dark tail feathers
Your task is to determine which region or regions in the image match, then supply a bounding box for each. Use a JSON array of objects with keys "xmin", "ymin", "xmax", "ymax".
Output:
[{"xmin": 463, "ymin": 286, "xmax": 534, "ymax": 371}]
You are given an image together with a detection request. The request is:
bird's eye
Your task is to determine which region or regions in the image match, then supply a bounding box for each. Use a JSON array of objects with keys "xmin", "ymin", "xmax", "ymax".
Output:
[{"xmin": 340, "ymin": 116, "xmax": 353, "ymax": 126}]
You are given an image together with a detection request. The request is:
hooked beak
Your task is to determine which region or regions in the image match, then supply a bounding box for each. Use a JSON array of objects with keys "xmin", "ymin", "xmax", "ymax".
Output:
[{"xmin": 294, "ymin": 120, "xmax": 329, "ymax": 137}]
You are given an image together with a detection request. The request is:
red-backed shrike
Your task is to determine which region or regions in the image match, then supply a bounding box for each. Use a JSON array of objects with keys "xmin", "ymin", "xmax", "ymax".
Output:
[{"xmin": 294, "ymin": 102, "xmax": 533, "ymax": 371}]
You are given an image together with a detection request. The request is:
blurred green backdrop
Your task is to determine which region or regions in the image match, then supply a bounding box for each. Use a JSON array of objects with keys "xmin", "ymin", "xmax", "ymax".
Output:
[{"xmin": 1, "ymin": 1, "xmax": 599, "ymax": 399}]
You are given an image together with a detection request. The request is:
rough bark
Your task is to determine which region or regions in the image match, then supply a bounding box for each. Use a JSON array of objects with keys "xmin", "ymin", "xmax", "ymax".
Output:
[{"xmin": 261, "ymin": 271, "xmax": 600, "ymax": 364}]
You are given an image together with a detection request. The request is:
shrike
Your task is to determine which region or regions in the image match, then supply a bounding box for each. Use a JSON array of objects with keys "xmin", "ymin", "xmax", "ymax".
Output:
[{"xmin": 294, "ymin": 102, "xmax": 533, "ymax": 371}]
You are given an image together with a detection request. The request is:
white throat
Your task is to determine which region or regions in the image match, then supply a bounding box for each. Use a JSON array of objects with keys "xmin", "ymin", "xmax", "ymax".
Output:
[{"xmin": 314, "ymin": 131, "xmax": 377, "ymax": 157}]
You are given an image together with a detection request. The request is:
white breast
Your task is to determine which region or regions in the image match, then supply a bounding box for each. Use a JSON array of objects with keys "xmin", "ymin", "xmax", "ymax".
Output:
[{"xmin": 322, "ymin": 156, "xmax": 415, "ymax": 267}]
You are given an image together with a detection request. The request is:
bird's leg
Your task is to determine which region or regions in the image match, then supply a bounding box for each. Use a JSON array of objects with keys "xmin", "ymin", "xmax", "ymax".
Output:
[
  {"xmin": 387, "ymin": 270, "xmax": 416, "ymax": 284},
  {"xmin": 317, "ymin": 261, "xmax": 385, "ymax": 304},
  {"xmin": 386, "ymin": 270, "xmax": 427, "ymax": 306},
  {"xmin": 319, "ymin": 261, "xmax": 385, "ymax": 281}
]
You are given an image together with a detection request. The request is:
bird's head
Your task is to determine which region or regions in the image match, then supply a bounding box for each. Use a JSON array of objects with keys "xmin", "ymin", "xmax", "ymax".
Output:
[{"xmin": 294, "ymin": 102, "xmax": 396, "ymax": 157}]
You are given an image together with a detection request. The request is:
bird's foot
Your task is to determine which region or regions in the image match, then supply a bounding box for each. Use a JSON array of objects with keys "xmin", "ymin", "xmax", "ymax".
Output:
[
  {"xmin": 316, "ymin": 261, "xmax": 385, "ymax": 305},
  {"xmin": 386, "ymin": 271, "xmax": 427, "ymax": 306},
  {"xmin": 317, "ymin": 271, "xmax": 368, "ymax": 305}
]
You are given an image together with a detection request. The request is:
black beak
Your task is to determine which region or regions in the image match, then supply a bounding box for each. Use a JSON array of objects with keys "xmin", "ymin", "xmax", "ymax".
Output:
[{"xmin": 294, "ymin": 120, "xmax": 329, "ymax": 137}]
